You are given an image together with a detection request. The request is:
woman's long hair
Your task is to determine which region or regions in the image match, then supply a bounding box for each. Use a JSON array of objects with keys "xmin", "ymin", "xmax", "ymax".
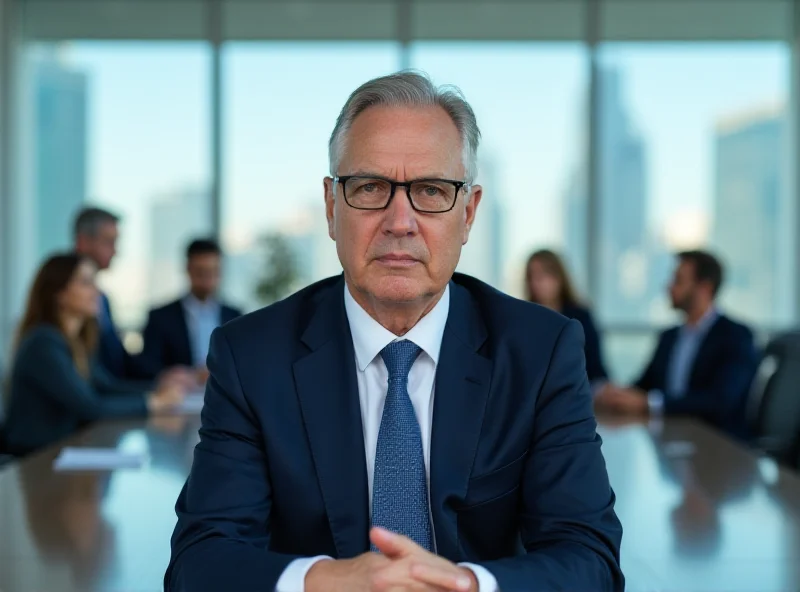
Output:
[
  {"xmin": 525, "ymin": 249, "xmax": 582, "ymax": 308},
  {"xmin": 14, "ymin": 252, "xmax": 99, "ymax": 379}
]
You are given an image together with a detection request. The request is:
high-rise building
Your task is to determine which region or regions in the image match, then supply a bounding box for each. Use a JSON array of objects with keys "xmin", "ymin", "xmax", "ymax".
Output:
[
  {"xmin": 712, "ymin": 106, "xmax": 787, "ymax": 323},
  {"xmin": 148, "ymin": 189, "xmax": 211, "ymax": 305},
  {"xmin": 564, "ymin": 68, "xmax": 649, "ymax": 320},
  {"xmin": 457, "ymin": 156, "xmax": 504, "ymax": 288},
  {"xmin": 32, "ymin": 54, "xmax": 88, "ymax": 259}
]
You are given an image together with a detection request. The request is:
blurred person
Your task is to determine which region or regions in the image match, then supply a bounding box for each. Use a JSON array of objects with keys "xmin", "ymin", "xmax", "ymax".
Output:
[
  {"xmin": 1, "ymin": 253, "xmax": 186, "ymax": 457},
  {"xmin": 166, "ymin": 72, "xmax": 622, "ymax": 592},
  {"xmin": 526, "ymin": 249, "xmax": 609, "ymax": 385},
  {"xmin": 73, "ymin": 206, "xmax": 195, "ymax": 387},
  {"xmin": 595, "ymin": 250, "xmax": 758, "ymax": 439},
  {"xmin": 73, "ymin": 206, "xmax": 130, "ymax": 378},
  {"xmin": 138, "ymin": 239, "xmax": 242, "ymax": 385}
]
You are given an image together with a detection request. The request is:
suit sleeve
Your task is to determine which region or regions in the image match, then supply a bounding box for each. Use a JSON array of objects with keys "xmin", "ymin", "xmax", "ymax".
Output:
[
  {"xmin": 165, "ymin": 328, "xmax": 301, "ymax": 591},
  {"xmin": 663, "ymin": 327, "xmax": 757, "ymax": 426},
  {"xmin": 25, "ymin": 331, "xmax": 147, "ymax": 420},
  {"xmin": 479, "ymin": 320, "xmax": 624, "ymax": 591}
]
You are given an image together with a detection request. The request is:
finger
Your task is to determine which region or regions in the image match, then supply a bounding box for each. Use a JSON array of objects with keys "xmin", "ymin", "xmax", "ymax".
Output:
[
  {"xmin": 411, "ymin": 563, "xmax": 472, "ymax": 592},
  {"xmin": 370, "ymin": 527, "xmax": 422, "ymax": 558}
]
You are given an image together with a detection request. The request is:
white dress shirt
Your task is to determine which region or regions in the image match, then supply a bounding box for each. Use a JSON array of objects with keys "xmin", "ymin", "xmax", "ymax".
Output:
[
  {"xmin": 182, "ymin": 294, "xmax": 221, "ymax": 367},
  {"xmin": 275, "ymin": 283, "xmax": 498, "ymax": 592}
]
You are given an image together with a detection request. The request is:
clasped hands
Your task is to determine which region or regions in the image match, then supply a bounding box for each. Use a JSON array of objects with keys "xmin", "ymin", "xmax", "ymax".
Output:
[{"xmin": 306, "ymin": 527, "xmax": 478, "ymax": 592}]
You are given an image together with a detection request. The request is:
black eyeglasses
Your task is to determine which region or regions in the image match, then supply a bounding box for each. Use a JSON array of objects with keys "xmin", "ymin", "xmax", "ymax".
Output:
[{"xmin": 335, "ymin": 175, "xmax": 468, "ymax": 213}]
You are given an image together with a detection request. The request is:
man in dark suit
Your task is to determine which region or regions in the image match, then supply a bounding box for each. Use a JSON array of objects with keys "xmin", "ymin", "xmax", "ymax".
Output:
[
  {"xmin": 73, "ymin": 207, "xmax": 194, "ymax": 387},
  {"xmin": 73, "ymin": 206, "xmax": 141, "ymax": 379},
  {"xmin": 166, "ymin": 72, "xmax": 623, "ymax": 591},
  {"xmin": 138, "ymin": 239, "xmax": 242, "ymax": 382},
  {"xmin": 596, "ymin": 250, "xmax": 758, "ymax": 439}
]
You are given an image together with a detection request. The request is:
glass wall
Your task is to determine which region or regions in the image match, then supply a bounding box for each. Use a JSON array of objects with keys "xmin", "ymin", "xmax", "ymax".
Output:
[
  {"xmin": 596, "ymin": 44, "xmax": 791, "ymax": 330},
  {"xmin": 221, "ymin": 42, "xmax": 400, "ymax": 312},
  {"xmin": 1, "ymin": 0, "xmax": 797, "ymax": 378},
  {"xmin": 409, "ymin": 43, "xmax": 588, "ymax": 298},
  {"xmin": 20, "ymin": 41, "xmax": 211, "ymax": 330}
]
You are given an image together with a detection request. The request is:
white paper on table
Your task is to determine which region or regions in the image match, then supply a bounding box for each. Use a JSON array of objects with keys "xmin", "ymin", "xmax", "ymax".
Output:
[
  {"xmin": 177, "ymin": 391, "xmax": 205, "ymax": 414},
  {"xmin": 53, "ymin": 447, "xmax": 147, "ymax": 471}
]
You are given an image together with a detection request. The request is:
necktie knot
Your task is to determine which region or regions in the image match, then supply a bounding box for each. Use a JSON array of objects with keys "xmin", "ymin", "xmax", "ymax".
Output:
[{"xmin": 380, "ymin": 340, "xmax": 421, "ymax": 381}]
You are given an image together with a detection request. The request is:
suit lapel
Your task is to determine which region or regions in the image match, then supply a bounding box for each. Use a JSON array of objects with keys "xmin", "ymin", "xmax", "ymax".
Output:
[
  {"xmin": 688, "ymin": 315, "xmax": 723, "ymax": 386},
  {"xmin": 293, "ymin": 279, "xmax": 369, "ymax": 558},
  {"xmin": 429, "ymin": 281, "xmax": 491, "ymax": 561}
]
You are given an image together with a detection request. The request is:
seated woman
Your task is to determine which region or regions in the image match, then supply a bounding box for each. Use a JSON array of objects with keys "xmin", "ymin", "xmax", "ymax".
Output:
[
  {"xmin": 525, "ymin": 249, "xmax": 609, "ymax": 386},
  {"xmin": 2, "ymin": 253, "xmax": 185, "ymax": 457}
]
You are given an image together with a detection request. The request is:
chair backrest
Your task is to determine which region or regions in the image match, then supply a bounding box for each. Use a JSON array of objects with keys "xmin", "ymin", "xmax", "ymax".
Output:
[{"xmin": 749, "ymin": 331, "xmax": 800, "ymax": 464}]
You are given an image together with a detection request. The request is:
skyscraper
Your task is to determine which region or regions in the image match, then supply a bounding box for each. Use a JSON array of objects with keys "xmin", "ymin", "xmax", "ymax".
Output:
[
  {"xmin": 32, "ymin": 54, "xmax": 88, "ymax": 259},
  {"xmin": 456, "ymin": 155, "xmax": 504, "ymax": 288},
  {"xmin": 149, "ymin": 189, "xmax": 211, "ymax": 305},
  {"xmin": 564, "ymin": 67, "xmax": 649, "ymax": 320},
  {"xmin": 712, "ymin": 106, "xmax": 787, "ymax": 323}
]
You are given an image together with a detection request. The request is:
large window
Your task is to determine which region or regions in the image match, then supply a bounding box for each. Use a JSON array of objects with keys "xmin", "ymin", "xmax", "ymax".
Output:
[
  {"xmin": 410, "ymin": 43, "xmax": 588, "ymax": 298},
  {"xmin": 596, "ymin": 44, "xmax": 791, "ymax": 329},
  {"xmin": 221, "ymin": 43, "xmax": 400, "ymax": 312},
  {"xmin": 21, "ymin": 42, "xmax": 211, "ymax": 330}
]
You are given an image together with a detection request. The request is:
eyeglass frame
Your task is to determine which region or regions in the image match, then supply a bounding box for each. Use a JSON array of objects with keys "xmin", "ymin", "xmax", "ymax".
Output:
[{"xmin": 333, "ymin": 174, "xmax": 470, "ymax": 213}]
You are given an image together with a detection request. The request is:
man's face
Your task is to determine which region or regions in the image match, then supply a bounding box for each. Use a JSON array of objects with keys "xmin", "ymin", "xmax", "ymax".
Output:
[
  {"xmin": 669, "ymin": 260, "xmax": 699, "ymax": 312},
  {"xmin": 324, "ymin": 105, "xmax": 482, "ymax": 306},
  {"xmin": 76, "ymin": 222, "xmax": 118, "ymax": 271},
  {"xmin": 187, "ymin": 253, "xmax": 221, "ymax": 301}
]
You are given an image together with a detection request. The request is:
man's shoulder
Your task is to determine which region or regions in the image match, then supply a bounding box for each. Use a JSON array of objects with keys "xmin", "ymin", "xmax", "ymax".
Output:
[
  {"xmin": 218, "ymin": 275, "xmax": 342, "ymax": 343},
  {"xmin": 451, "ymin": 273, "xmax": 573, "ymax": 342},
  {"xmin": 149, "ymin": 298, "xmax": 184, "ymax": 317},
  {"xmin": 714, "ymin": 313, "xmax": 755, "ymax": 340}
]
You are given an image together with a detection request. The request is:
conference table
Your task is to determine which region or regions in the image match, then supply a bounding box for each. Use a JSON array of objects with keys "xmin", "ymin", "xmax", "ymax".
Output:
[{"xmin": 1, "ymin": 413, "xmax": 799, "ymax": 592}]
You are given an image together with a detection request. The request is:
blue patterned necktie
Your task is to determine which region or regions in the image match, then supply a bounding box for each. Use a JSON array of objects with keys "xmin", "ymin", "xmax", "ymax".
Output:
[{"xmin": 371, "ymin": 339, "xmax": 433, "ymax": 552}]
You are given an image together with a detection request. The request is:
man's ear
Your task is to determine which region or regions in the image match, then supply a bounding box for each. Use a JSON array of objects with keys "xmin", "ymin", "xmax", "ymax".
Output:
[
  {"xmin": 462, "ymin": 185, "xmax": 483, "ymax": 245},
  {"xmin": 324, "ymin": 177, "xmax": 336, "ymax": 241}
]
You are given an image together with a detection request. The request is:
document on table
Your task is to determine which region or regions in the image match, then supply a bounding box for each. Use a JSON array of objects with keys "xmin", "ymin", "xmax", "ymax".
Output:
[{"xmin": 53, "ymin": 447, "xmax": 148, "ymax": 471}]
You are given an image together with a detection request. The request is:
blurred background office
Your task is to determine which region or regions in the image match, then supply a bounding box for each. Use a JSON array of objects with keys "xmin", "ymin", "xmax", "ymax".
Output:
[
  {"xmin": 1, "ymin": 0, "xmax": 797, "ymax": 388},
  {"xmin": 0, "ymin": 2, "xmax": 799, "ymax": 590}
]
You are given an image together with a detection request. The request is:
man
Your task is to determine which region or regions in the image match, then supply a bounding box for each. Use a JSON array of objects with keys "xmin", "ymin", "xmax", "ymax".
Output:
[
  {"xmin": 595, "ymin": 250, "xmax": 758, "ymax": 439},
  {"xmin": 138, "ymin": 239, "xmax": 242, "ymax": 382},
  {"xmin": 166, "ymin": 72, "xmax": 623, "ymax": 591},
  {"xmin": 73, "ymin": 206, "xmax": 194, "ymax": 388},
  {"xmin": 73, "ymin": 206, "xmax": 138, "ymax": 379}
]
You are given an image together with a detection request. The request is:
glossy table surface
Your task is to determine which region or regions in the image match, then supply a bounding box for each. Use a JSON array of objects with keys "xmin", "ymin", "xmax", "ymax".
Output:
[{"xmin": 1, "ymin": 414, "xmax": 799, "ymax": 591}]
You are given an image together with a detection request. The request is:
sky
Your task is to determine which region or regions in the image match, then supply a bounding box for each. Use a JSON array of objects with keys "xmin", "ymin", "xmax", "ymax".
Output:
[{"xmin": 30, "ymin": 40, "xmax": 790, "ymax": 325}]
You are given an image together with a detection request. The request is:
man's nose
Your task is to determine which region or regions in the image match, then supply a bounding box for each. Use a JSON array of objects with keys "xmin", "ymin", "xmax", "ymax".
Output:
[{"xmin": 381, "ymin": 186, "xmax": 419, "ymax": 237}]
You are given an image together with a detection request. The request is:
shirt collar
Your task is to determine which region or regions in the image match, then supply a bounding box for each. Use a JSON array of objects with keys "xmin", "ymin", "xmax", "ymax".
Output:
[
  {"xmin": 343, "ymin": 282, "xmax": 450, "ymax": 372},
  {"xmin": 183, "ymin": 293, "xmax": 219, "ymax": 313},
  {"xmin": 684, "ymin": 306, "xmax": 719, "ymax": 335}
]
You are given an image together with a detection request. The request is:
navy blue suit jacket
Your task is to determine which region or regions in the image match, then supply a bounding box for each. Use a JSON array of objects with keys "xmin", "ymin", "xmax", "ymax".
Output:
[
  {"xmin": 635, "ymin": 314, "xmax": 758, "ymax": 438},
  {"xmin": 166, "ymin": 274, "xmax": 623, "ymax": 591},
  {"xmin": 97, "ymin": 292, "xmax": 142, "ymax": 380},
  {"xmin": 561, "ymin": 304, "xmax": 609, "ymax": 383},
  {"xmin": 137, "ymin": 298, "xmax": 241, "ymax": 379}
]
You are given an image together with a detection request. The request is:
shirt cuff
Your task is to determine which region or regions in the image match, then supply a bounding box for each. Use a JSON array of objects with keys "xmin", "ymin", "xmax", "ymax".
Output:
[
  {"xmin": 647, "ymin": 389, "xmax": 664, "ymax": 416},
  {"xmin": 275, "ymin": 556, "xmax": 331, "ymax": 592},
  {"xmin": 459, "ymin": 562, "xmax": 499, "ymax": 592}
]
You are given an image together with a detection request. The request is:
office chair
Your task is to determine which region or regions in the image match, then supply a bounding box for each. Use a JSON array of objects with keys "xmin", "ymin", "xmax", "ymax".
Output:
[{"xmin": 748, "ymin": 331, "xmax": 800, "ymax": 466}]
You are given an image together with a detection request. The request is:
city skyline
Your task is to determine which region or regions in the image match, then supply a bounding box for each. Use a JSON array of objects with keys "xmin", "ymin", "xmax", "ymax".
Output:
[
  {"xmin": 24, "ymin": 41, "xmax": 792, "ymax": 346},
  {"xmin": 32, "ymin": 50, "xmax": 88, "ymax": 262}
]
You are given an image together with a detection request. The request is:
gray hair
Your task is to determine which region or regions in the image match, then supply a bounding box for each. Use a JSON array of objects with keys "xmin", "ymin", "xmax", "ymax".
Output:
[
  {"xmin": 73, "ymin": 206, "xmax": 120, "ymax": 239},
  {"xmin": 328, "ymin": 71, "xmax": 481, "ymax": 185}
]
